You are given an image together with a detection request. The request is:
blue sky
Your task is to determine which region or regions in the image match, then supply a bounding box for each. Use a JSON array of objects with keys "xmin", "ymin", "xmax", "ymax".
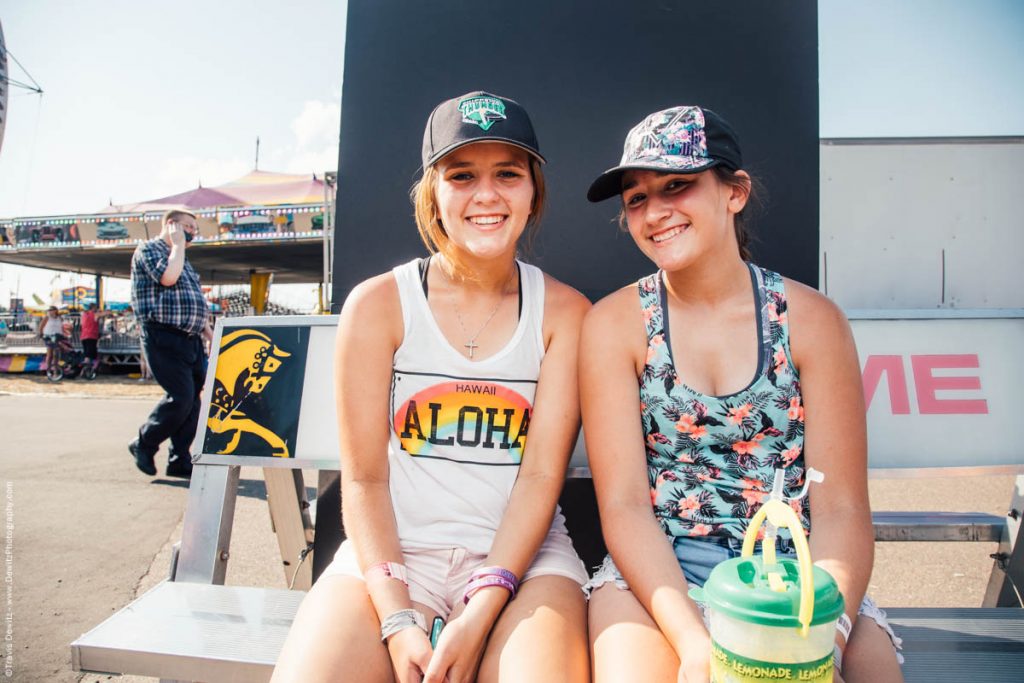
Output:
[
  {"xmin": 819, "ymin": 0, "xmax": 1024, "ymax": 137},
  {"xmin": 0, "ymin": 0, "xmax": 1021, "ymax": 306}
]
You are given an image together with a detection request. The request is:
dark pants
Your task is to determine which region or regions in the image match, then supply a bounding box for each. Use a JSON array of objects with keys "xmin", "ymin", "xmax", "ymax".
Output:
[
  {"xmin": 82, "ymin": 338, "xmax": 98, "ymax": 362},
  {"xmin": 138, "ymin": 325, "xmax": 206, "ymax": 457}
]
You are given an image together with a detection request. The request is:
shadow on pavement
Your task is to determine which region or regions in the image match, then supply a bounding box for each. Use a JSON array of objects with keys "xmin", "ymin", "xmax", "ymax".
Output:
[{"xmin": 148, "ymin": 476, "xmax": 315, "ymax": 502}]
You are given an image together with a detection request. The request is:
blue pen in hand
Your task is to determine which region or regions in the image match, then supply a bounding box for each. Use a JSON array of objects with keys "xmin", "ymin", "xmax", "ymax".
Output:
[{"xmin": 430, "ymin": 616, "xmax": 444, "ymax": 647}]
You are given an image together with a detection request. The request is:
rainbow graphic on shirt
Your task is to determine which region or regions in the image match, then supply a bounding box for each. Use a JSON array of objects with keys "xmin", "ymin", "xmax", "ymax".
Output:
[{"xmin": 393, "ymin": 379, "xmax": 533, "ymax": 463}]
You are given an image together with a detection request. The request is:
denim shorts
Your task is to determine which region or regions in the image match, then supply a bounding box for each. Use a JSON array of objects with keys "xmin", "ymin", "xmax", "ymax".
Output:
[{"xmin": 584, "ymin": 535, "xmax": 903, "ymax": 662}]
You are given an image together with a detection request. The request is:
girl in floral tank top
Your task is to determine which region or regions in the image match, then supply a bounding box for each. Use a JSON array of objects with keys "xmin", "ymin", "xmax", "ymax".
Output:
[
  {"xmin": 640, "ymin": 264, "xmax": 810, "ymax": 542},
  {"xmin": 580, "ymin": 106, "xmax": 904, "ymax": 683}
]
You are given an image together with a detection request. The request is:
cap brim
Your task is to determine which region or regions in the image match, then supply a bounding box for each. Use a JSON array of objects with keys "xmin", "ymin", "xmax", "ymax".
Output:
[
  {"xmin": 586, "ymin": 159, "xmax": 721, "ymax": 203},
  {"xmin": 425, "ymin": 138, "xmax": 546, "ymax": 169}
]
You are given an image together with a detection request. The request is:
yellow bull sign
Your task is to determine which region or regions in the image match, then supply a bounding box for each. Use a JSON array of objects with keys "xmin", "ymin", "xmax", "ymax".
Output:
[{"xmin": 203, "ymin": 327, "xmax": 310, "ymax": 458}]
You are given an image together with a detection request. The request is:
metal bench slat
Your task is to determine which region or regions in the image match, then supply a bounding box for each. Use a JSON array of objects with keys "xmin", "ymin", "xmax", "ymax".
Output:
[
  {"xmin": 72, "ymin": 586, "xmax": 1024, "ymax": 683},
  {"xmin": 886, "ymin": 608, "xmax": 1024, "ymax": 682},
  {"xmin": 71, "ymin": 581, "xmax": 301, "ymax": 683},
  {"xmin": 872, "ymin": 511, "xmax": 1005, "ymax": 542}
]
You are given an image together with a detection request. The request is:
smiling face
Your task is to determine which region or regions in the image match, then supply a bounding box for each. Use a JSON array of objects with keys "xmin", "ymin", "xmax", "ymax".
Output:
[
  {"xmin": 432, "ymin": 142, "xmax": 536, "ymax": 263},
  {"xmin": 621, "ymin": 168, "xmax": 749, "ymax": 272}
]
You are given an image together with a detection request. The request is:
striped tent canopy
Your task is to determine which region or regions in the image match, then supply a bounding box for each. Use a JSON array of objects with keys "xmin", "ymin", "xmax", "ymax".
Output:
[{"xmin": 101, "ymin": 171, "xmax": 327, "ymax": 214}]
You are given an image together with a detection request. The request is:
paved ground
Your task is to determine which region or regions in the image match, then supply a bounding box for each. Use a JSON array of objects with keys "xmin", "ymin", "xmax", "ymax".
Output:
[
  {"xmin": 0, "ymin": 388, "xmax": 298, "ymax": 682},
  {"xmin": 0, "ymin": 373, "xmax": 163, "ymax": 400},
  {"xmin": 0, "ymin": 376, "xmax": 1017, "ymax": 681}
]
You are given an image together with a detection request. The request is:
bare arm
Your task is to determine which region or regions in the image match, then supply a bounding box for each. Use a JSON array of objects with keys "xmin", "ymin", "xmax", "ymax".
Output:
[
  {"xmin": 424, "ymin": 278, "xmax": 592, "ymax": 683},
  {"xmin": 460, "ymin": 278, "xmax": 590, "ymax": 624},
  {"xmin": 335, "ymin": 274, "xmax": 434, "ymax": 682},
  {"xmin": 580, "ymin": 289, "xmax": 708, "ymax": 662},
  {"xmin": 159, "ymin": 224, "xmax": 187, "ymax": 286},
  {"xmin": 334, "ymin": 274, "xmax": 411, "ymax": 617},
  {"xmin": 788, "ymin": 281, "xmax": 873, "ymax": 656}
]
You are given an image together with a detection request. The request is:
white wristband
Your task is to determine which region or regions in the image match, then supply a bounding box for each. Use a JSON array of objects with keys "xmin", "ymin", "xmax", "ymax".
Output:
[
  {"xmin": 833, "ymin": 644, "xmax": 844, "ymax": 673},
  {"xmin": 379, "ymin": 608, "xmax": 426, "ymax": 642},
  {"xmin": 836, "ymin": 612, "xmax": 852, "ymax": 644}
]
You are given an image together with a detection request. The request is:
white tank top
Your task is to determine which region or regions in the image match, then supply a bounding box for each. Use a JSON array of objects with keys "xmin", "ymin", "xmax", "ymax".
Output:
[
  {"xmin": 387, "ymin": 257, "xmax": 569, "ymax": 553},
  {"xmin": 42, "ymin": 317, "xmax": 63, "ymax": 336}
]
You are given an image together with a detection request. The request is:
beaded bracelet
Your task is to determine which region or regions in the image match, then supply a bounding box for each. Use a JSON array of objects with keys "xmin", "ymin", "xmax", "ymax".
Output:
[
  {"xmin": 380, "ymin": 608, "xmax": 426, "ymax": 642},
  {"xmin": 366, "ymin": 561, "xmax": 409, "ymax": 587}
]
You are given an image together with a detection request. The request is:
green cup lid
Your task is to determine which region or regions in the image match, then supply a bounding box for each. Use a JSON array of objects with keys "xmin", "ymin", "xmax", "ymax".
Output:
[{"xmin": 689, "ymin": 555, "xmax": 845, "ymax": 629}]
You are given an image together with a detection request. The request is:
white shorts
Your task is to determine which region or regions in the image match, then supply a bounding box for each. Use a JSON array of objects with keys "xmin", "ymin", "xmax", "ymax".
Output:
[{"xmin": 319, "ymin": 527, "xmax": 588, "ymax": 618}]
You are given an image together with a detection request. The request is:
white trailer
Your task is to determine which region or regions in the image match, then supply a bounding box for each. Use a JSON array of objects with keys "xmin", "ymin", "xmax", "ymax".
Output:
[{"xmin": 820, "ymin": 137, "xmax": 1024, "ymax": 309}]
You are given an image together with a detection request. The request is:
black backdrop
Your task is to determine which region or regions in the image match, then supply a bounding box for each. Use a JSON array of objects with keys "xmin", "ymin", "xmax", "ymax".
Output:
[
  {"xmin": 318, "ymin": 0, "xmax": 820, "ymax": 574},
  {"xmin": 331, "ymin": 0, "xmax": 819, "ymax": 308}
]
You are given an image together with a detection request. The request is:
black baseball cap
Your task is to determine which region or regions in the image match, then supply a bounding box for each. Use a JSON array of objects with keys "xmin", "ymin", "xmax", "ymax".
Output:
[
  {"xmin": 587, "ymin": 105, "xmax": 743, "ymax": 202},
  {"xmin": 422, "ymin": 91, "xmax": 546, "ymax": 168}
]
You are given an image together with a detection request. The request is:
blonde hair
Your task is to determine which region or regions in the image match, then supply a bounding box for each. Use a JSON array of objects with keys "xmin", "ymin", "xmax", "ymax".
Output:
[{"xmin": 410, "ymin": 156, "xmax": 546, "ymax": 278}]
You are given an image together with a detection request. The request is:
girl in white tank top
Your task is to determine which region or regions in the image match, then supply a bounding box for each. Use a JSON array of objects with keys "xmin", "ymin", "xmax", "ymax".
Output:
[{"xmin": 273, "ymin": 92, "xmax": 590, "ymax": 683}]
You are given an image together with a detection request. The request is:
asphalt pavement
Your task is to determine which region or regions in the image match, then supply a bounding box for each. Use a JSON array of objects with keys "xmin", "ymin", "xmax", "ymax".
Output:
[
  {"xmin": 1, "ymin": 393, "xmax": 295, "ymax": 682},
  {"xmin": 0, "ymin": 391, "xmax": 1016, "ymax": 682}
]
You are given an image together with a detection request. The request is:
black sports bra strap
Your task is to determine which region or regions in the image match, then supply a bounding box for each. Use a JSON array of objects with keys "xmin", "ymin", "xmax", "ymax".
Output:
[{"xmin": 419, "ymin": 256, "xmax": 523, "ymax": 317}]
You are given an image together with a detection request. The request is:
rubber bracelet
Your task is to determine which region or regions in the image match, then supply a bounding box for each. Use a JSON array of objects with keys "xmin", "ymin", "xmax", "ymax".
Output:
[
  {"xmin": 466, "ymin": 575, "xmax": 517, "ymax": 595},
  {"xmin": 463, "ymin": 575, "xmax": 517, "ymax": 604},
  {"xmin": 469, "ymin": 566, "xmax": 518, "ymax": 587},
  {"xmin": 836, "ymin": 612, "xmax": 852, "ymax": 644},
  {"xmin": 366, "ymin": 562, "xmax": 409, "ymax": 587}
]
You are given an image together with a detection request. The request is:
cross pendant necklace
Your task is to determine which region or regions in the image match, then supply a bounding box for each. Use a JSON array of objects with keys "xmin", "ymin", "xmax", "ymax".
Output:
[
  {"xmin": 453, "ymin": 268, "xmax": 515, "ymax": 360},
  {"xmin": 455, "ymin": 296, "xmax": 504, "ymax": 359}
]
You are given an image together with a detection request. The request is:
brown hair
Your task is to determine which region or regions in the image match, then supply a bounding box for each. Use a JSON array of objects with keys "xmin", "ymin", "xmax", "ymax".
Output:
[
  {"xmin": 162, "ymin": 209, "xmax": 197, "ymax": 225},
  {"xmin": 617, "ymin": 167, "xmax": 762, "ymax": 262},
  {"xmin": 711, "ymin": 166, "xmax": 762, "ymax": 262},
  {"xmin": 410, "ymin": 155, "xmax": 546, "ymax": 278}
]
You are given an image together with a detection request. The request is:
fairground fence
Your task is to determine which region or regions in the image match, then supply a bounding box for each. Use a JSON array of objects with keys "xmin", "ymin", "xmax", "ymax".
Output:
[{"xmin": 0, "ymin": 312, "xmax": 143, "ymax": 365}]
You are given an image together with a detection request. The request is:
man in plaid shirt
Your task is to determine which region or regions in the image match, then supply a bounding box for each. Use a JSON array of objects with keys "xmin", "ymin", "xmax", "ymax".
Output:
[{"xmin": 129, "ymin": 209, "xmax": 213, "ymax": 478}]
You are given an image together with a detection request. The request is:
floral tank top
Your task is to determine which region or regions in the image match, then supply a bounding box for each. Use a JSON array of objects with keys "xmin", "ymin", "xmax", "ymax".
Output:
[{"xmin": 639, "ymin": 264, "xmax": 811, "ymax": 541}]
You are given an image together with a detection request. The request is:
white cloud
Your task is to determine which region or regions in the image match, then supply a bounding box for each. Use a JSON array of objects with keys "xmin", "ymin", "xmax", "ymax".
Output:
[
  {"xmin": 291, "ymin": 99, "xmax": 340, "ymax": 151},
  {"xmin": 275, "ymin": 98, "xmax": 339, "ymax": 175},
  {"xmin": 283, "ymin": 148, "xmax": 338, "ymax": 176},
  {"xmin": 153, "ymin": 156, "xmax": 252, "ymax": 197}
]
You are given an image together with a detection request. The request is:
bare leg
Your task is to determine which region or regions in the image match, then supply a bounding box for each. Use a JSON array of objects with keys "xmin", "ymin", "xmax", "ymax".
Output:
[
  {"xmin": 841, "ymin": 615, "xmax": 904, "ymax": 683},
  {"xmin": 272, "ymin": 574, "xmax": 439, "ymax": 683},
  {"xmin": 476, "ymin": 575, "xmax": 588, "ymax": 683},
  {"xmin": 589, "ymin": 584, "xmax": 679, "ymax": 683}
]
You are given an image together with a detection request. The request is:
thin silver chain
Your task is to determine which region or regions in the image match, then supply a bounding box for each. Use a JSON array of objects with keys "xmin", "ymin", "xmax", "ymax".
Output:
[{"xmin": 452, "ymin": 268, "xmax": 516, "ymax": 359}]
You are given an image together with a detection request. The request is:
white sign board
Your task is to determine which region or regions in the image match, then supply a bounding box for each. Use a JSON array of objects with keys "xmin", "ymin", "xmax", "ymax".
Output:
[
  {"xmin": 196, "ymin": 312, "xmax": 1024, "ymax": 474},
  {"xmin": 850, "ymin": 312, "xmax": 1023, "ymax": 472}
]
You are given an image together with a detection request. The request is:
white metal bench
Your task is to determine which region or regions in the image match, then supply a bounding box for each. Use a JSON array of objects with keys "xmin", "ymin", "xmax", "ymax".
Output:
[{"xmin": 72, "ymin": 311, "xmax": 1024, "ymax": 682}]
